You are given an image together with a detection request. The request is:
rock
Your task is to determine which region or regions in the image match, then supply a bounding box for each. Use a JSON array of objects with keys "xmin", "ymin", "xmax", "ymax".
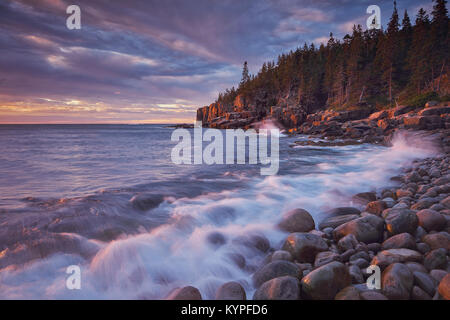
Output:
[
  {"xmin": 438, "ymin": 274, "xmax": 450, "ymax": 300},
  {"xmin": 396, "ymin": 189, "xmax": 413, "ymax": 198},
  {"xmin": 418, "ymin": 105, "xmax": 450, "ymax": 116},
  {"xmin": 166, "ymin": 286, "xmax": 202, "ymax": 300},
  {"xmin": 371, "ymin": 249, "xmax": 423, "ymax": 269},
  {"xmin": 216, "ymin": 282, "xmax": 246, "ymax": 300},
  {"xmin": 206, "ymin": 232, "xmax": 227, "ymax": 247},
  {"xmin": 381, "ymin": 233, "xmax": 416, "ymax": 250},
  {"xmin": 318, "ymin": 214, "xmax": 359, "ymax": 230},
  {"xmin": 271, "ymin": 250, "xmax": 293, "ymax": 262},
  {"xmin": 381, "ymin": 263, "xmax": 414, "ymax": 300},
  {"xmin": 367, "ymin": 243, "xmax": 381, "ymax": 253},
  {"xmin": 430, "ymin": 269, "xmax": 448, "ymax": 283},
  {"xmin": 314, "ymin": 251, "xmax": 341, "ymax": 268},
  {"xmin": 411, "ymin": 199, "xmax": 435, "ymax": 210},
  {"xmin": 413, "ymin": 271, "xmax": 436, "ymax": 296},
  {"xmin": 349, "ymin": 265, "xmax": 364, "ymax": 284},
  {"xmin": 366, "ymin": 201, "xmax": 387, "ymax": 215},
  {"xmin": 360, "ymin": 291, "xmax": 388, "ymax": 300},
  {"xmin": 384, "ymin": 209, "xmax": 418, "ymax": 236},
  {"xmin": 417, "ymin": 242, "xmax": 431, "ymax": 254},
  {"xmin": 253, "ymin": 276, "xmax": 300, "ymax": 300},
  {"xmin": 351, "ymin": 258, "xmax": 369, "ymax": 268},
  {"xmin": 425, "ymin": 101, "xmax": 439, "ymax": 108},
  {"xmin": 411, "ymin": 286, "xmax": 432, "ymax": 300},
  {"xmin": 300, "ymin": 261, "xmax": 351, "ymax": 300},
  {"xmin": 352, "ymin": 192, "xmax": 377, "ymax": 205},
  {"xmin": 405, "ymin": 262, "xmax": 428, "ymax": 274},
  {"xmin": 337, "ymin": 234, "xmax": 358, "ymax": 252},
  {"xmin": 415, "ymin": 226, "xmax": 428, "ymax": 241},
  {"xmin": 340, "ymin": 249, "xmax": 356, "ymax": 262},
  {"xmin": 324, "ymin": 207, "xmax": 361, "ymax": 216},
  {"xmin": 252, "ymin": 260, "xmax": 300, "ymax": 288},
  {"xmin": 333, "ymin": 215, "xmax": 384, "ymax": 244},
  {"xmin": 422, "ymin": 232, "xmax": 450, "ymax": 250},
  {"xmin": 349, "ymin": 251, "xmax": 370, "ymax": 262},
  {"xmin": 282, "ymin": 233, "xmax": 328, "ymax": 263},
  {"xmin": 424, "ymin": 248, "xmax": 448, "ymax": 270},
  {"xmin": 233, "ymin": 233, "xmax": 270, "ymax": 253},
  {"xmin": 130, "ymin": 194, "xmax": 163, "ymax": 211},
  {"xmin": 417, "ymin": 209, "xmax": 446, "ymax": 232},
  {"xmin": 335, "ymin": 286, "xmax": 361, "ymax": 300},
  {"xmin": 441, "ymin": 196, "xmax": 450, "ymax": 209},
  {"xmin": 278, "ymin": 208, "xmax": 315, "ymax": 233}
]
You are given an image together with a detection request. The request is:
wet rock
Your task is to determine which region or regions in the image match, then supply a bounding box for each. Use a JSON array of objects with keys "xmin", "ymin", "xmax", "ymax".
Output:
[
  {"xmin": 340, "ymin": 249, "xmax": 356, "ymax": 262},
  {"xmin": 166, "ymin": 286, "xmax": 202, "ymax": 300},
  {"xmin": 371, "ymin": 249, "xmax": 423, "ymax": 269},
  {"xmin": 271, "ymin": 250, "xmax": 293, "ymax": 262},
  {"xmin": 381, "ymin": 263, "xmax": 414, "ymax": 300},
  {"xmin": 438, "ymin": 274, "xmax": 450, "ymax": 300},
  {"xmin": 130, "ymin": 194, "xmax": 164, "ymax": 211},
  {"xmin": 413, "ymin": 271, "xmax": 436, "ymax": 297},
  {"xmin": 366, "ymin": 201, "xmax": 387, "ymax": 215},
  {"xmin": 381, "ymin": 233, "xmax": 416, "ymax": 250},
  {"xmin": 441, "ymin": 196, "xmax": 450, "ymax": 209},
  {"xmin": 216, "ymin": 282, "xmax": 246, "ymax": 300},
  {"xmin": 314, "ymin": 251, "xmax": 341, "ymax": 268},
  {"xmin": 422, "ymin": 232, "xmax": 450, "ymax": 250},
  {"xmin": 233, "ymin": 233, "xmax": 270, "ymax": 253},
  {"xmin": 411, "ymin": 199, "xmax": 436, "ymax": 210},
  {"xmin": 300, "ymin": 261, "xmax": 351, "ymax": 300},
  {"xmin": 335, "ymin": 286, "xmax": 361, "ymax": 300},
  {"xmin": 352, "ymin": 192, "xmax": 377, "ymax": 205},
  {"xmin": 325, "ymin": 207, "xmax": 361, "ymax": 216},
  {"xmin": 351, "ymin": 258, "xmax": 369, "ymax": 268},
  {"xmin": 282, "ymin": 233, "xmax": 328, "ymax": 263},
  {"xmin": 367, "ymin": 243, "xmax": 381, "ymax": 253},
  {"xmin": 360, "ymin": 291, "xmax": 388, "ymax": 300},
  {"xmin": 417, "ymin": 242, "xmax": 431, "ymax": 254},
  {"xmin": 253, "ymin": 276, "xmax": 300, "ymax": 300},
  {"xmin": 396, "ymin": 189, "xmax": 413, "ymax": 198},
  {"xmin": 337, "ymin": 234, "xmax": 358, "ymax": 252},
  {"xmin": 277, "ymin": 208, "xmax": 315, "ymax": 233},
  {"xmin": 430, "ymin": 269, "xmax": 448, "ymax": 283},
  {"xmin": 206, "ymin": 232, "xmax": 227, "ymax": 247},
  {"xmin": 333, "ymin": 215, "xmax": 384, "ymax": 244},
  {"xmin": 349, "ymin": 265, "xmax": 364, "ymax": 284},
  {"xmin": 424, "ymin": 248, "xmax": 448, "ymax": 270},
  {"xmin": 228, "ymin": 253, "xmax": 246, "ymax": 269},
  {"xmin": 252, "ymin": 260, "xmax": 300, "ymax": 288},
  {"xmin": 405, "ymin": 262, "xmax": 428, "ymax": 274},
  {"xmin": 411, "ymin": 286, "xmax": 432, "ymax": 300},
  {"xmin": 417, "ymin": 209, "xmax": 446, "ymax": 232},
  {"xmin": 384, "ymin": 209, "xmax": 418, "ymax": 236},
  {"xmin": 318, "ymin": 214, "xmax": 359, "ymax": 230}
]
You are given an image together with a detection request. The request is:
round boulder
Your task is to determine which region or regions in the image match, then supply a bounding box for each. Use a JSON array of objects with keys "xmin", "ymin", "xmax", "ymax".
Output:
[
  {"xmin": 166, "ymin": 286, "xmax": 202, "ymax": 300},
  {"xmin": 252, "ymin": 260, "xmax": 300, "ymax": 288},
  {"xmin": 438, "ymin": 274, "xmax": 450, "ymax": 300},
  {"xmin": 381, "ymin": 263, "xmax": 414, "ymax": 300},
  {"xmin": 278, "ymin": 208, "xmax": 315, "ymax": 233},
  {"xmin": 253, "ymin": 276, "xmax": 300, "ymax": 300},
  {"xmin": 416, "ymin": 209, "xmax": 446, "ymax": 232},
  {"xmin": 333, "ymin": 215, "xmax": 384, "ymax": 244},
  {"xmin": 282, "ymin": 233, "xmax": 328, "ymax": 263},
  {"xmin": 215, "ymin": 282, "xmax": 246, "ymax": 300},
  {"xmin": 300, "ymin": 261, "xmax": 351, "ymax": 300}
]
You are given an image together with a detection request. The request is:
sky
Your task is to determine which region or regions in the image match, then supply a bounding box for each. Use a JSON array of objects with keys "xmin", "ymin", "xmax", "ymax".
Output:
[{"xmin": 0, "ymin": 0, "xmax": 434, "ymax": 124}]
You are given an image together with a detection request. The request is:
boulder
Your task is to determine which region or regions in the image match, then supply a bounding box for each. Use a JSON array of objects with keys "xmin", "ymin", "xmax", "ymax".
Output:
[
  {"xmin": 333, "ymin": 215, "xmax": 384, "ymax": 243},
  {"xmin": 417, "ymin": 209, "xmax": 446, "ymax": 232},
  {"xmin": 384, "ymin": 209, "xmax": 418, "ymax": 236},
  {"xmin": 424, "ymin": 248, "xmax": 448, "ymax": 270},
  {"xmin": 271, "ymin": 250, "xmax": 293, "ymax": 262},
  {"xmin": 438, "ymin": 274, "xmax": 450, "ymax": 300},
  {"xmin": 413, "ymin": 271, "xmax": 436, "ymax": 297},
  {"xmin": 360, "ymin": 291, "xmax": 389, "ymax": 300},
  {"xmin": 366, "ymin": 201, "xmax": 387, "ymax": 215},
  {"xmin": 282, "ymin": 233, "xmax": 328, "ymax": 263},
  {"xmin": 411, "ymin": 286, "xmax": 432, "ymax": 300},
  {"xmin": 166, "ymin": 286, "xmax": 202, "ymax": 300},
  {"xmin": 335, "ymin": 286, "xmax": 361, "ymax": 300},
  {"xmin": 300, "ymin": 261, "xmax": 351, "ymax": 300},
  {"xmin": 422, "ymin": 232, "xmax": 450, "ymax": 250},
  {"xmin": 278, "ymin": 208, "xmax": 315, "ymax": 233},
  {"xmin": 318, "ymin": 214, "xmax": 360, "ymax": 230},
  {"xmin": 381, "ymin": 263, "xmax": 414, "ymax": 300},
  {"xmin": 337, "ymin": 234, "xmax": 358, "ymax": 252},
  {"xmin": 371, "ymin": 249, "xmax": 423, "ymax": 269},
  {"xmin": 381, "ymin": 233, "xmax": 416, "ymax": 250},
  {"xmin": 252, "ymin": 260, "xmax": 300, "ymax": 288},
  {"xmin": 352, "ymin": 192, "xmax": 377, "ymax": 205},
  {"xmin": 314, "ymin": 251, "xmax": 341, "ymax": 268},
  {"xmin": 430, "ymin": 269, "xmax": 448, "ymax": 283},
  {"xmin": 215, "ymin": 282, "xmax": 246, "ymax": 300},
  {"xmin": 253, "ymin": 276, "xmax": 300, "ymax": 300}
]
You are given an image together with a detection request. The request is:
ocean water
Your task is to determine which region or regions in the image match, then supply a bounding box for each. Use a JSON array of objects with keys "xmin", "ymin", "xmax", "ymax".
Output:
[{"xmin": 0, "ymin": 124, "xmax": 438, "ymax": 299}]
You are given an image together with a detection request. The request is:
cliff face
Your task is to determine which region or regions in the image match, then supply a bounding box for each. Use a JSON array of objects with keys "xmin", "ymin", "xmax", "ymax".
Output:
[{"xmin": 196, "ymin": 93, "xmax": 312, "ymax": 129}]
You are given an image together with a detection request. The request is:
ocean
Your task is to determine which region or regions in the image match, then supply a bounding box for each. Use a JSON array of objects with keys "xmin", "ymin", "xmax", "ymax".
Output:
[{"xmin": 0, "ymin": 124, "xmax": 437, "ymax": 299}]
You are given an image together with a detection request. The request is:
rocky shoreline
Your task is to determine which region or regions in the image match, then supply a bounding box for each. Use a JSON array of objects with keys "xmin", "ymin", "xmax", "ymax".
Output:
[{"xmin": 166, "ymin": 101, "xmax": 450, "ymax": 300}]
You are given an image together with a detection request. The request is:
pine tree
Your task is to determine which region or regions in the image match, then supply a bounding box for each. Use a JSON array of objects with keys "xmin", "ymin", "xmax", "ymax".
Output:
[{"xmin": 240, "ymin": 61, "xmax": 250, "ymax": 87}]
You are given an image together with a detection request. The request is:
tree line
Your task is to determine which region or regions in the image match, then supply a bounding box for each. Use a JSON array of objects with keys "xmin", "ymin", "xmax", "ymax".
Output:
[{"xmin": 216, "ymin": 0, "xmax": 448, "ymax": 113}]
